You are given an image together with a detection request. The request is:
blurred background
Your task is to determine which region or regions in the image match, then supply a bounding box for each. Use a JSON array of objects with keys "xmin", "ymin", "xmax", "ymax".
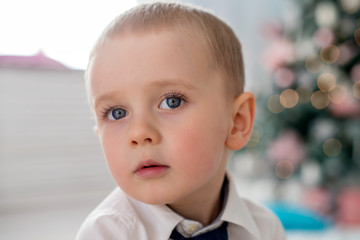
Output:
[{"xmin": 0, "ymin": 0, "xmax": 359, "ymax": 239}]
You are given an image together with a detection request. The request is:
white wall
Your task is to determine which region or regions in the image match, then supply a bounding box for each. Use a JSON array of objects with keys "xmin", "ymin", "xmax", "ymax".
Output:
[{"xmin": 0, "ymin": 67, "xmax": 115, "ymax": 239}]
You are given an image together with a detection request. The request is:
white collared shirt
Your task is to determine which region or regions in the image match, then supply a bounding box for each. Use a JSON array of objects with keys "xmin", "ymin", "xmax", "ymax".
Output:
[{"xmin": 76, "ymin": 174, "xmax": 286, "ymax": 240}]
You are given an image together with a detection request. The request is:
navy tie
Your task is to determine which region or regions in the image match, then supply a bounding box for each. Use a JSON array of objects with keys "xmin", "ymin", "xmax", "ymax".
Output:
[{"xmin": 170, "ymin": 222, "xmax": 228, "ymax": 240}]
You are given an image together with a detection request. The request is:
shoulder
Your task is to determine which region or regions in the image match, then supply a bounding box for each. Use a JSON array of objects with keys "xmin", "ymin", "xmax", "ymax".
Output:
[
  {"xmin": 75, "ymin": 188, "xmax": 147, "ymax": 240},
  {"xmin": 224, "ymin": 174, "xmax": 286, "ymax": 240},
  {"xmin": 241, "ymin": 197, "xmax": 286, "ymax": 240},
  {"xmin": 241, "ymin": 197, "xmax": 279, "ymax": 222}
]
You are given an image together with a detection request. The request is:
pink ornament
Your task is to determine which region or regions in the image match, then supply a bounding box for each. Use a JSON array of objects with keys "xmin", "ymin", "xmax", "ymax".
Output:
[
  {"xmin": 337, "ymin": 43, "xmax": 357, "ymax": 65},
  {"xmin": 313, "ymin": 28, "xmax": 335, "ymax": 47},
  {"xmin": 351, "ymin": 64, "xmax": 360, "ymax": 83},
  {"xmin": 303, "ymin": 188, "xmax": 331, "ymax": 216},
  {"xmin": 262, "ymin": 37, "xmax": 295, "ymax": 71},
  {"xmin": 267, "ymin": 130, "xmax": 306, "ymax": 167},
  {"xmin": 329, "ymin": 93, "xmax": 360, "ymax": 118},
  {"xmin": 274, "ymin": 68, "xmax": 295, "ymax": 88},
  {"xmin": 337, "ymin": 188, "xmax": 360, "ymax": 226}
]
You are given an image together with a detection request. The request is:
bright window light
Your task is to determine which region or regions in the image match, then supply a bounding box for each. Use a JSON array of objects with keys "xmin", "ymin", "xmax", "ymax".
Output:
[{"xmin": 0, "ymin": 0, "xmax": 137, "ymax": 69}]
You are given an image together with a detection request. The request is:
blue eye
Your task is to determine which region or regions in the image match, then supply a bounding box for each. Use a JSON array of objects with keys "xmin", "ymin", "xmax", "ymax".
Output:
[
  {"xmin": 108, "ymin": 108, "xmax": 127, "ymax": 120},
  {"xmin": 160, "ymin": 97, "xmax": 184, "ymax": 109}
]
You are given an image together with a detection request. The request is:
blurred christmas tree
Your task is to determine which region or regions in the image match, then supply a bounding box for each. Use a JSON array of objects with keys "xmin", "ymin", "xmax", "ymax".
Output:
[{"xmin": 255, "ymin": 0, "xmax": 360, "ymax": 189}]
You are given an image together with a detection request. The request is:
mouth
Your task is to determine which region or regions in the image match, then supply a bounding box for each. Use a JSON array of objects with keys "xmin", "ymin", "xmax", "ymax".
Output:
[{"xmin": 135, "ymin": 160, "xmax": 169, "ymax": 178}]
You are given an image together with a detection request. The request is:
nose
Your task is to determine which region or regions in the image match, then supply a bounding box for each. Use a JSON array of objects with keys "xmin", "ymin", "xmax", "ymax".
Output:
[{"xmin": 128, "ymin": 115, "xmax": 161, "ymax": 146}]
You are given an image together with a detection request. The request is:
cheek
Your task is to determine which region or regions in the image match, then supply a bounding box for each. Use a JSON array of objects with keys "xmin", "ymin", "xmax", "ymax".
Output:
[
  {"xmin": 101, "ymin": 138, "xmax": 133, "ymax": 193},
  {"xmin": 100, "ymin": 130, "xmax": 117, "ymax": 159},
  {"xmin": 100, "ymin": 124, "xmax": 127, "ymax": 156},
  {"xmin": 99, "ymin": 128, "xmax": 127, "ymax": 177},
  {"xmin": 170, "ymin": 115, "xmax": 228, "ymax": 171}
]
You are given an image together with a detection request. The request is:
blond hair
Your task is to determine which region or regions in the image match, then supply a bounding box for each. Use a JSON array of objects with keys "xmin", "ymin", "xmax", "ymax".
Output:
[{"xmin": 88, "ymin": 2, "xmax": 245, "ymax": 96}]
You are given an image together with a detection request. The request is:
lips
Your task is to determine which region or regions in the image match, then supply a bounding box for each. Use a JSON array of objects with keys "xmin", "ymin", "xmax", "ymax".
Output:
[{"xmin": 135, "ymin": 160, "xmax": 169, "ymax": 178}]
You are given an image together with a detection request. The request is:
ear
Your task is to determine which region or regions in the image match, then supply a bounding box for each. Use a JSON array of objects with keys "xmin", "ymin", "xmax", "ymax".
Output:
[{"xmin": 225, "ymin": 92, "xmax": 256, "ymax": 150}]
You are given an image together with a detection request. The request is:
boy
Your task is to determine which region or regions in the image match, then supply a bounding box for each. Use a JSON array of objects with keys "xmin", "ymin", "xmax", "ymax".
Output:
[{"xmin": 76, "ymin": 2, "xmax": 285, "ymax": 239}]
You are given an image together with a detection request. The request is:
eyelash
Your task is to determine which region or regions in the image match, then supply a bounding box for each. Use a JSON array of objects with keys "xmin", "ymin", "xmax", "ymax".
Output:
[
  {"xmin": 99, "ymin": 91, "xmax": 187, "ymax": 120},
  {"xmin": 161, "ymin": 91, "xmax": 187, "ymax": 106},
  {"xmin": 101, "ymin": 105, "xmax": 123, "ymax": 120}
]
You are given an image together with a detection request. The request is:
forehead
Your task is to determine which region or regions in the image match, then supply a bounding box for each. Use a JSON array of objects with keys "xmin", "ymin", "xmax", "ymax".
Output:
[
  {"xmin": 93, "ymin": 31, "xmax": 202, "ymax": 73},
  {"xmin": 88, "ymin": 30, "xmax": 213, "ymax": 92},
  {"xmin": 88, "ymin": 26, "xmax": 213, "ymax": 70}
]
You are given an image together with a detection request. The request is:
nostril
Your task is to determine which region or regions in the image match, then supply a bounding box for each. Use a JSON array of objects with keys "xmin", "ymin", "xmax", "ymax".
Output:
[{"xmin": 131, "ymin": 138, "xmax": 152, "ymax": 145}]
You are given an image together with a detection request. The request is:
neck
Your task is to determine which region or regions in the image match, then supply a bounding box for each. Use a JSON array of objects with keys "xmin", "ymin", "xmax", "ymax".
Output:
[{"xmin": 167, "ymin": 174, "xmax": 226, "ymax": 226}]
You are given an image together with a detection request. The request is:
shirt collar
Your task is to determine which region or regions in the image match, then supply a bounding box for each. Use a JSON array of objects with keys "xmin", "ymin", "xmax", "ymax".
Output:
[
  {"xmin": 133, "ymin": 177, "xmax": 229, "ymax": 239},
  {"xmin": 130, "ymin": 172, "xmax": 262, "ymax": 239},
  {"xmin": 128, "ymin": 196, "xmax": 182, "ymax": 240},
  {"xmin": 146, "ymin": 203, "xmax": 183, "ymax": 239},
  {"xmin": 221, "ymin": 173, "xmax": 262, "ymax": 239},
  {"xmin": 172, "ymin": 176, "xmax": 229, "ymax": 237}
]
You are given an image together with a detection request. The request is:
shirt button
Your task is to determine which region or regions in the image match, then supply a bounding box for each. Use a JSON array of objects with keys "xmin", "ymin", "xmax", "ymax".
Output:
[{"xmin": 187, "ymin": 224, "xmax": 199, "ymax": 234}]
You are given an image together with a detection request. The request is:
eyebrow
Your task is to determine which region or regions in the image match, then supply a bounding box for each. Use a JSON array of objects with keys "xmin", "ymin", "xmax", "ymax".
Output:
[
  {"xmin": 149, "ymin": 79, "xmax": 196, "ymax": 89},
  {"xmin": 93, "ymin": 91, "xmax": 120, "ymax": 110},
  {"xmin": 93, "ymin": 78, "xmax": 196, "ymax": 109}
]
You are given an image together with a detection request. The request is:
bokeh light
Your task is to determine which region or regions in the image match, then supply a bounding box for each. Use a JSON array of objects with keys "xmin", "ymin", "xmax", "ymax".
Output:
[
  {"xmin": 341, "ymin": 0, "xmax": 360, "ymax": 14},
  {"xmin": 275, "ymin": 160, "xmax": 295, "ymax": 179},
  {"xmin": 315, "ymin": 2, "xmax": 338, "ymax": 27},
  {"xmin": 311, "ymin": 90, "xmax": 330, "ymax": 109},
  {"xmin": 317, "ymin": 73, "xmax": 337, "ymax": 92},
  {"xmin": 354, "ymin": 82, "xmax": 360, "ymax": 99},
  {"xmin": 320, "ymin": 44, "xmax": 340, "ymax": 63},
  {"xmin": 329, "ymin": 85, "xmax": 347, "ymax": 104},
  {"xmin": 268, "ymin": 95, "xmax": 284, "ymax": 113},
  {"xmin": 305, "ymin": 54, "xmax": 324, "ymax": 73},
  {"xmin": 280, "ymin": 89, "xmax": 299, "ymax": 108},
  {"xmin": 323, "ymin": 138, "xmax": 342, "ymax": 157}
]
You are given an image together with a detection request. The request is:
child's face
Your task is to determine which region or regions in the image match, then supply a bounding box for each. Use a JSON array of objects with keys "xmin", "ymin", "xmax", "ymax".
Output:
[{"xmin": 88, "ymin": 29, "xmax": 234, "ymax": 205}]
